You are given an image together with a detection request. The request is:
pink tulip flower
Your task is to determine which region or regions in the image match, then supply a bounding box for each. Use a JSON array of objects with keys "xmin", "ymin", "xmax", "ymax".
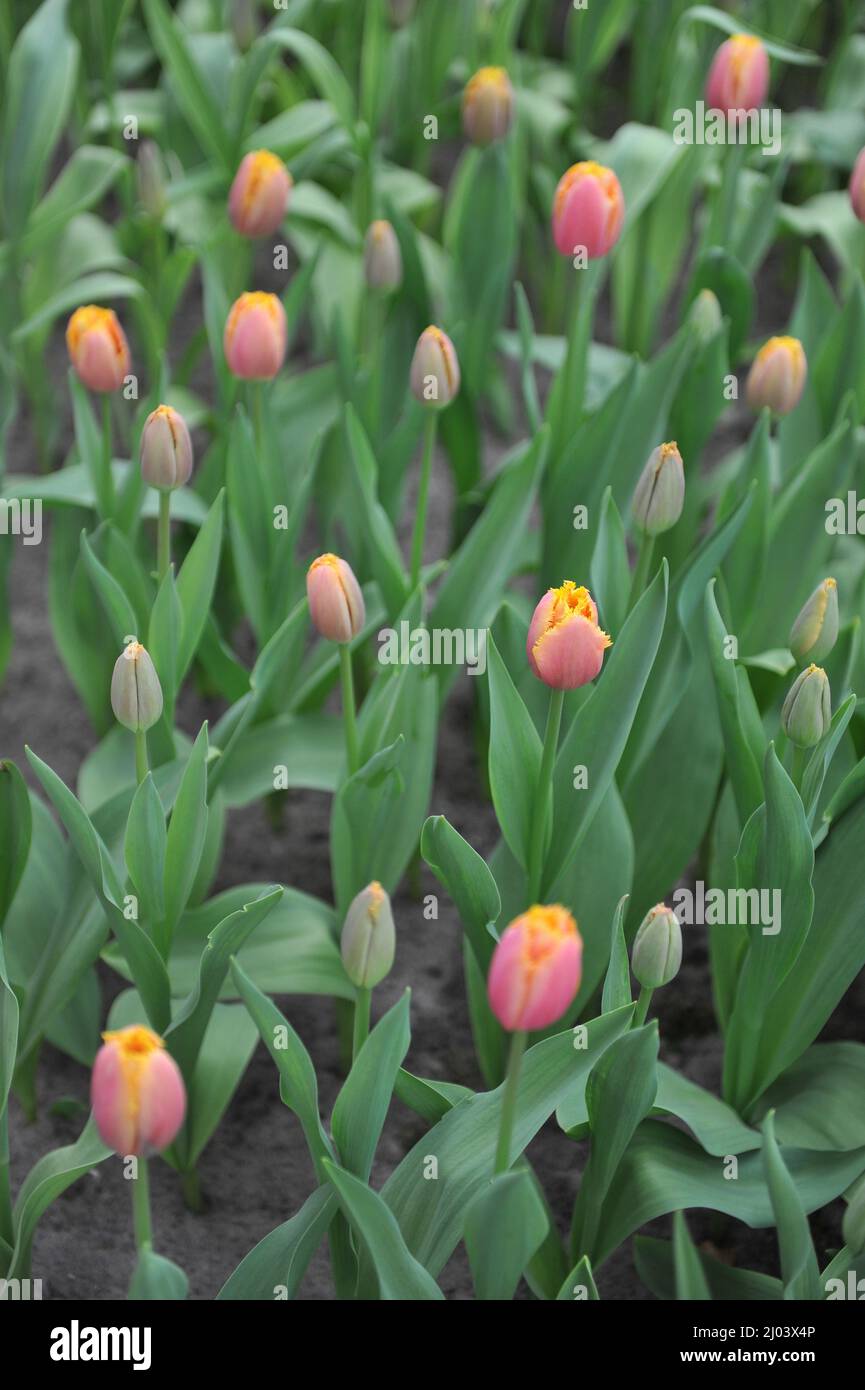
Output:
[
  {"xmin": 527, "ymin": 582, "xmax": 611, "ymax": 689},
  {"xmin": 224, "ymin": 292, "xmax": 287, "ymax": 380},
  {"xmin": 488, "ymin": 905, "xmax": 583, "ymax": 1031},
  {"xmin": 91, "ymin": 1025, "xmax": 186, "ymax": 1156},
  {"xmin": 228, "ymin": 149, "xmax": 293, "ymax": 238},
  {"xmin": 66, "ymin": 305, "xmax": 131, "ymax": 393},
  {"xmin": 552, "ymin": 161, "xmax": 624, "ymax": 259},
  {"xmin": 307, "ymin": 553, "xmax": 365, "ymax": 643}
]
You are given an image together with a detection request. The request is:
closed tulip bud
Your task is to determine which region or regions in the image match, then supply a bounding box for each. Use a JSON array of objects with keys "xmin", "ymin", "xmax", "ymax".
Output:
[
  {"xmin": 781, "ymin": 665, "xmax": 831, "ymax": 749},
  {"xmin": 462, "ymin": 66, "xmax": 514, "ymax": 145},
  {"xmin": 140, "ymin": 404, "xmax": 193, "ymax": 490},
  {"xmin": 487, "ymin": 905, "xmax": 582, "ymax": 1031},
  {"xmin": 363, "ymin": 219, "xmax": 403, "ymax": 292},
  {"xmin": 690, "ymin": 288, "xmax": 722, "ymax": 344},
  {"xmin": 842, "ymin": 1183, "xmax": 865, "ymax": 1255},
  {"xmin": 410, "ymin": 325, "xmax": 460, "ymax": 408},
  {"xmin": 789, "ymin": 578, "xmax": 838, "ymax": 666},
  {"xmin": 631, "ymin": 905, "xmax": 683, "ymax": 989},
  {"xmin": 849, "ymin": 147, "xmax": 865, "ymax": 224},
  {"xmin": 746, "ymin": 336, "xmax": 807, "ymax": 416},
  {"xmin": 552, "ymin": 161, "xmax": 624, "ymax": 260},
  {"xmin": 228, "ymin": 150, "xmax": 292, "ymax": 238},
  {"xmin": 231, "ymin": 0, "xmax": 257, "ymax": 50},
  {"xmin": 705, "ymin": 34, "xmax": 770, "ymax": 112},
  {"xmin": 527, "ymin": 581, "xmax": 611, "ymax": 690},
  {"xmin": 341, "ymin": 882, "xmax": 395, "ymax": 989},
  {"xmin": 224, "ymin": 292, "xmax": 287, "ymax": 380},
  {"xmin": 66, "ymin": 305, "xmax": 131, "ymax": 394},
  {"xmin": 136, "ymin": 140, "xmax": 167, "ymax": 220},
  {"xmin": 632, "ymin": 441, "xmax": 685, "ymax": 537},
  {"xmin": 307, "ymin": 553, "xmax": 365, "ymax": 643},
  {"xmin": 91, "ymin": 1025, "xmax": 186, "ymax": 1156},
  {"xmin": 111, "ymin": 640, "xmax": 164, "ymax": 733}
]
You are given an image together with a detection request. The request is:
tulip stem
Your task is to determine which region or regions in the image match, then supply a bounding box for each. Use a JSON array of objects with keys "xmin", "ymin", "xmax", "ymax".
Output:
[
  {"xmin": 135, "ymin": 730, "xmax": 149, "ymax": 785},
  {"xmin": 339, "ymin": 644, "xmax": 360, "ymax": 777},
  {"xmin": 157, "ymin": 489, "xmax": 171, "ymax": 582},
  {"xmin": 634, "ymin": 986, "xmax": 653, "ymax": 1028},
  {"xmin": 132, "ymin": 1156, "xmax": 152, "ymax": 1251},
  {"xmin": 628, "ymin": 533, "xmax": 655, "ymax": 612},
  {"xmin": 410, "ymin": 415, "xmax": 437, "ymax": 589},
  {"xmin": 527, "ymin": 686, "xmax": 565, "ymax": 902},
  {"xmin": 352, "ymin": 987, "xmax": 371, "ymax": 1062},
  {"xmin": 790, "ymin": 744, "xmax": 806, "ymax": 792},
  {"xmin": 494, "ymin": 1029, "xmax": 527, "ymax": 1174},
  {"xmin": 100, "ymin": 394, "xmax": 115, "ymax": 518}
]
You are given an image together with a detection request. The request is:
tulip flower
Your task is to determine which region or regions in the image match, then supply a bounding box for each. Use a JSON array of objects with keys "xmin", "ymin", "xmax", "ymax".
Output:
[
  {"xmin": 782, "ymin": 664, "xmax": 831, "ymax": 752},
  {"xmin": 91, "ymin": 1024, "xmax": 186, "ymax": 1254},
  {"xmin": 91, "ymin": 1025, "xmax": 185, "ymax": 1157},
  {"xmin": 228, "ymin": 150, "xmax": 293, "ymax": 238},
  {"xmin": 789, "ymin": 579, "xmax": 838, "ymax": 667},
  {"xmin": 488, "ymin": 905, "xmax": 582, "ymax": 1173},
  {"xmin": 462, "ymin": 66, "xmax": 514, "ymax": 145},
  {"xmin": 140, "ymin": 404, "xmax": 194, "ymax": 579},
  {"xmin": 363, "ymin": 219, "xmax": 403, "ymax": 293},
  {"xmin": 631, "ymin": 904, "xmax": 683, "ymax": 1024},
  {"xmin": 409, "ymin": 325, "xmax": 460, "ymax": 409},
  {"xmin": 746, "ymin": 336, "xmax": 807, "ymax": 416},
  {"xmin": 341, "ymin": 881, "xmax": 396, "ymax": 1058},
  {"xmin": 527, "ymin": 582, "xmax": 611, "ymax": 691},
  {"xmin": 849, "ymin": 147, "xmax": 865, "ymax": 223},
  {"xmin": 551, "ymin": 161, "xmax": 624, "ymax": 260},
  {"xmin": 408, "ymin": 327, "xmax": 460, "ymax": 588},
  {"xmin": 224, "ymin": 292, "xmax": 287, "ymax": 380},
  {"xmin": 66, "ymin": 305, "xmax": 131, "ymax": 394},
  {"xmin": 111, "ymin": 639, "xmax": 164, "ymax": 782},
  {"xmin": 307, "ymin": 554, "xmax": 364, "ymax": 776},
  {"xmin": 307, "ymin": 553, "xmax": 365, "ymax": 644},
  {"xmin": 705, "ymin": 34, "xmax": 770, "ymax": 113},
  {"xmin": 632, "ymin": 441, "xmax": 685, "ymax": 538}
]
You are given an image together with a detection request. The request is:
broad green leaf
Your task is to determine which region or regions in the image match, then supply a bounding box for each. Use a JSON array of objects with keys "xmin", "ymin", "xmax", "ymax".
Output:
[
  {"xmin": 331, "ymin": 992, "xmax": 410, "ymax": 1182},
  {"xmin": 761, "ymin": 1111, "xmax": 822, "ymax": 1300},
  {"xmin": 142, "ymin": 0, "xmax": 232, "ymax": 170},
  {"xmin": 124, "ymin": 774, "xmax": 166, "ymax": 923},
  {"xmin": 635, "ymin": 1235, "xmax": 781, "ymax": 1301},
  {"xmin": 420, "ymin": 815, "xmax": 501, "ymax": 971},
  {"xmin": 601, "ymin": 895, "xmax": 631, "ymax": 1015},
  {"xmin": 216, "ymin": 1186, "xmax": 337, "ymax": 1300},
  {"xmin": 8, "ymin": 1116, "xmax": 111, "ymax": 1280},
  {"xmin": 556, "ymin": 1253, "xmax": 600, "ymax": 1301},
  {"xmin": 128, "ymin": 1249, "xmax": 188, "ymax": 1300},
  {"xmin": 159, "ymin": 724, "xmax": 209, "ymax": 946},
  {"xmin": 230, "ymin": 958, "xmax": 334, "ymax": 1178},
  {"xmin": 672, "ymin": 1211, "xmax": 711, "ymax": 1299},
  {"xmin": 486, "ymin": 634, "xmax": 541, "ymax": 871},
  {"xmin": 323, "ymin": 1160, "xmax": 444, "ymax": 1301},
  {"xmin": 0, "ymin": 760, "xmax": 31, "ymax": 928},
  {"xmin": 175, "ymin": 490, "xmax": 225, "ymax": 685},
  {"xmin": 464, "ymin": 1169, "xmax": 549, "ymax": 1301}
]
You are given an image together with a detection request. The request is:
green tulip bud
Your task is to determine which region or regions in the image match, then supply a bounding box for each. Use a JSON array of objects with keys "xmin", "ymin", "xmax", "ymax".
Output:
[
  {"xmin": 632, "ymin": 441, "xmax": 685, "ymax": 537},
  {"xmin": 689, "ymin": 289, "xmax": 722, "ymax": 345},
  {"xmin": 111, "ymin": 639, "xmax": 164, "ymax": 733},
  {"xmin": 843, "ymin": 1182, "xmax": 865, "ymax": 1255},
  {"xmin": 340, "ymin": 882, "xmax": 395, "ymax": 989},
  {"xmin": 789, "ymin": 578, "xmax": 838, "ymax": 666},
  {"xmin": 136, "ymin": 140, "xmax": 167, "ymax": 221},
  {"xmin": 631, "ymin": 904, "xmax": 682, "ymax": 989},
  {"xmin": 781, "ymin": 664, "xmax": 831, "ymax": 749}
]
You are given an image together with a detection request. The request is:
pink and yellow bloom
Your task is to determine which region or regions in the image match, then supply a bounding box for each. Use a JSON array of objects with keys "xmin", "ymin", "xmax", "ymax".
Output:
[
  {"xmin": 140, "ymin": 404, "xmax": 193, "ymax": 490},
  {"xmin": 462, "ymin": 66, "xmax": 514, "ymax": 145},
  {"xmin": 527, "ymin": 582, "xmax": 611, "ymax": 689},
  {"xmin": 746, "ymin": 335, "xmax": 807, "ymax": 415},
  {"xmin": 91, "ymin": 1025, "xmax": 186, "ymax": 1156},
  {"xmin": 224, "ymin": 292, "xmax": 287, "ymax": 380},
  {"xmin": 228, "ymin": 149, "xmax": 293, "ymax": 238},
  {"xmin": 849, "ymin": 147, "xmax": 865, "ymax": 222},
  {"xmin": 307, "ymin": 553, "xmax": 365, "ymax": 643},
  {"xmin": 66, "ymin": 305, "xmax": 131, "ymax": 393},
  {"xmin": 487, "ymin": 905, "xmax": 582, "ymax": 1031},
  {"xmin": 410, "ymin": 325, "xmax": 460, "ymax": 408},
  {"xmin": 552, "ymin": 161, "xmax": 624, "ymax": 260},
  {"xmin": 705, "ymin": 33, "xmax": 769, "ymax": 112}
]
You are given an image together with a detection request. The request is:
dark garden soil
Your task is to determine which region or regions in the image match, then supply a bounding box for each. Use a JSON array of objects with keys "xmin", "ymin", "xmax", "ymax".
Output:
[{"xmin": 4, "ymin": 231, "xmax": 863, "ymax": 1301}]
